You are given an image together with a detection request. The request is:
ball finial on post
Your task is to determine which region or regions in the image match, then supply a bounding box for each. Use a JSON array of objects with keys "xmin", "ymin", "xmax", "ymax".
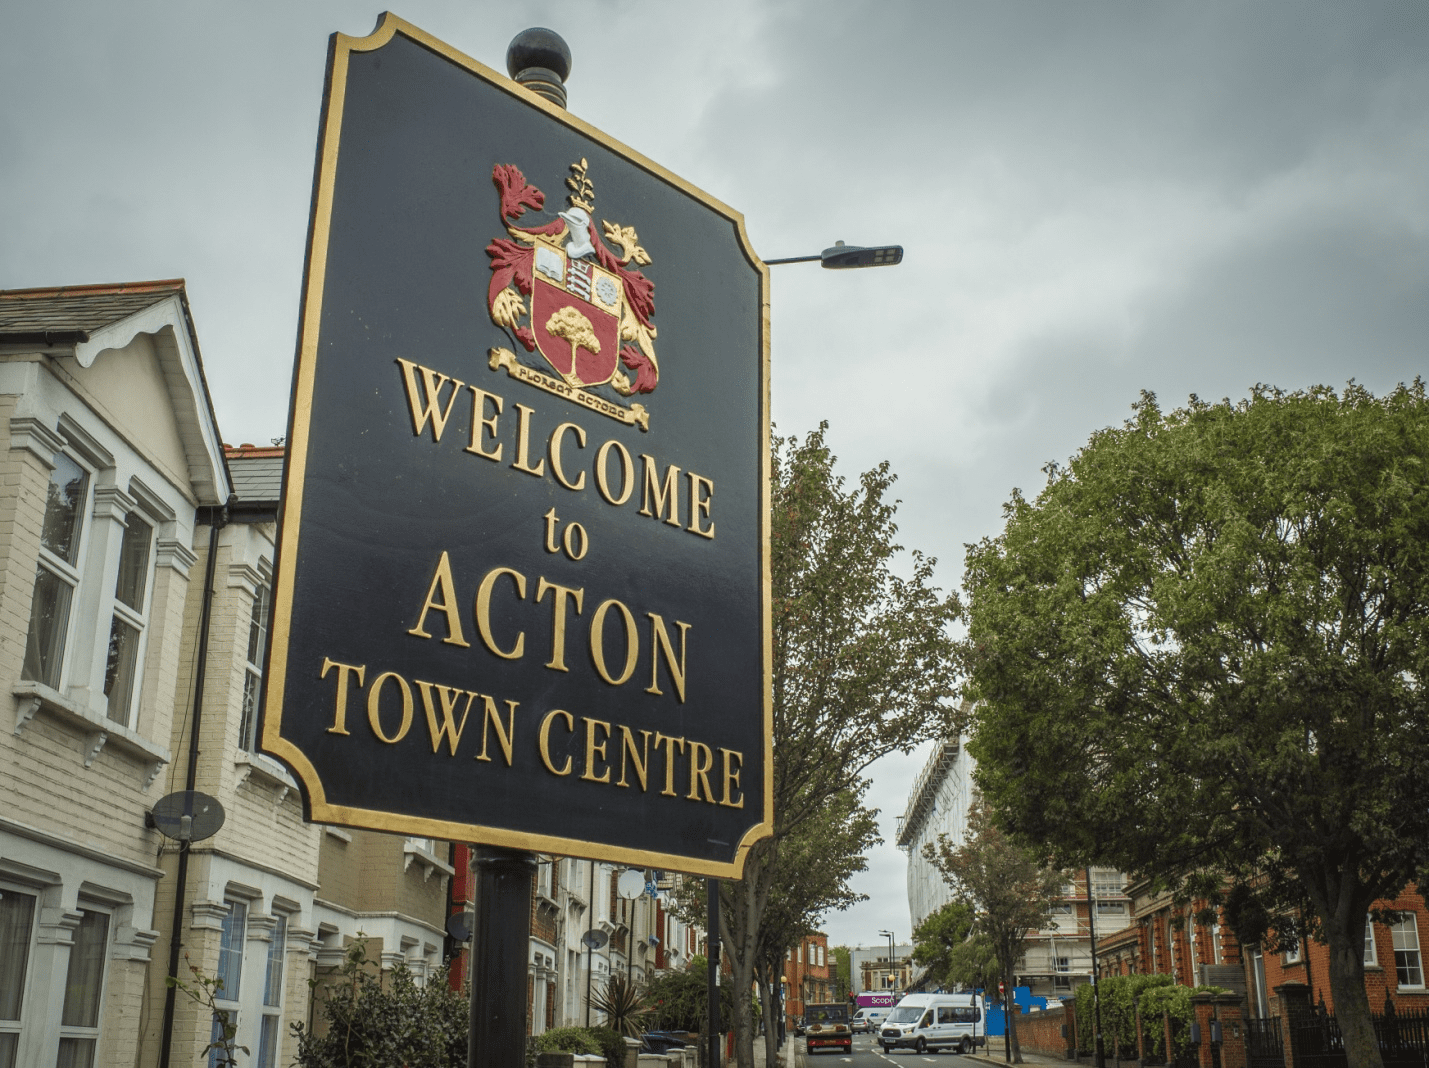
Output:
[{"xmin": 506, "ymin": 28, "xmax": 571, "ymax": 109}]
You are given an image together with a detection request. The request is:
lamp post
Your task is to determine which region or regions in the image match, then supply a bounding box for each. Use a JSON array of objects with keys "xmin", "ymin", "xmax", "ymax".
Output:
[{"xmin": 878, "ymin": 930, "xmax": 897, "ymax": 994}]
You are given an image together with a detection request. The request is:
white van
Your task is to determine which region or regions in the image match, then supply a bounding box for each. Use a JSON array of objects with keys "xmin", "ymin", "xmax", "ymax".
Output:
[
  {"xmin": 878, "ymin": 993, "xmax": 985, "ymax": 1054},
  {"xmin": 851, "ymin": 1007, "xmax": 890, "ymax": 1033}
]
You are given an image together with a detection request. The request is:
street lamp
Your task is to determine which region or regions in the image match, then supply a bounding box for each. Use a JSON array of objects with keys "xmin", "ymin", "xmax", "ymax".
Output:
[
  {"xmin": 765, "ymin": 240, "xmax": 904, "ymax": 269},
  {"xmin": 878, "ymin": 930, "xmax": 897, "ymax": 993}
]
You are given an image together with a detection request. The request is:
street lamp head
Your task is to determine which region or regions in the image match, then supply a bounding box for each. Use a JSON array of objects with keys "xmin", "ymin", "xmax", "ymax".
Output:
[{"xmin": 820, "ymin": 241, "xmax": 903, "ymax": 270}]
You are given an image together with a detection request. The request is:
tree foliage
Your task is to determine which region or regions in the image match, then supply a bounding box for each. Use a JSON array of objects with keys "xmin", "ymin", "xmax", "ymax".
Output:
[
  {"xmin": 962, "ymin": 382, "xmax": 1429, "ymax": 1068},
  {"xmin": 923, "ymin": 795, "xmax": 1066, "ymax": 1064},
  {"xmin": 713, "ymin": 425, "xmax": 961, "ymax": 1067},
  {"xmin": 290, "ymin": 940, "xmax": 467, "ymax": 1068},
  {"xmin": 910, "ymin": 901, "xmax": 975, "ymax": 990},
  {"xmin": 642, "ymin": 956, "xmax": 734, "ymax": 1033}
]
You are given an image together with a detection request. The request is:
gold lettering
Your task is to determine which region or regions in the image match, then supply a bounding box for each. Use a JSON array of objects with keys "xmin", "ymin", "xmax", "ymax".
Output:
[
  {"xmin": 366, "ymin": 671, "xmax": 414, "ymax": 744},
  {"xmin": 407, "ymin": 551, "xmax": 471, "ymax": 647},
  {"xmin": 687, "ymin": 472, "xmax": 715, "ymax": 539},
  {"xmin": 549, "ymin": 421, "xmax": 588, "ymax": 491},
  {"xmin": 475, "ymin": 567, "xmax": 527, "ymax": 660},
  {"xmin": 581, "ymin": 717, "xmax": 613, "ymax": 783},
  {"xmin": 653, "ymin": 732, "xmax": 686, "ymax": 797},
  {"xmin": 617, "ymin": 726, "xmax": 652, "ymax": 790},
  {"xmin": 646, "ymin": 614, "xmax": 691, "ymax": 703},
  {"xmin": 464, "ymin": 385, "xmax": 504, "ymax": 461},
  {"xmin": 686, "ymin": 741, "xmax": 715, "ymax": 802},
  {"xmin": 414, "ymin": 680, "xmax": 476, "ymax": 755},
  {"xmin": 477, "ymin": 695, "xmax": 517, "ymax": 766},
  {"xmin": 562, "ymin": 522, "xmax": 588, "ymax": 561},
  {"xmin": 719, "ymin": 748, "xmax": 744, "ymax": 808},
  {"xmin": 320, "ymin": 658, "xmax": 365, "ymax": 735},
  {"xmin": 595, "ymin": 439, "xmax": 635, "ymax": 505},
  {"xmin": 543, "ymin": 508, "xmax": 561, "ymax": 553},
  {"xmin": 640, "ymin": 454, "xmax": 682, "ymax": 526},
  {"xmin": 536, "ymin": 577, "xmax": 585, "ymax": 672},
  {"xmin": 538, "ymin": 708, "xmax": 574, "ymax": 775},
  {"xmin": 590, "ymin": 599, "xmax": 639, "ymax": 686},
  {"xmin": 512, "ymin": 403, "xmax": 546, "ymax": 476},
  {"xmin": 396, "ymin": 358, "xmax": 465, "ymax": 441}
]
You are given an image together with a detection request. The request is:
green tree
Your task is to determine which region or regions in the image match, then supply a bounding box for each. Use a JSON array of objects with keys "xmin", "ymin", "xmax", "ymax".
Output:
[
  {"xmin": 831, "ymin": 946, "xmax": 852, "ymax": 1001},
  {"xmin": 717, "ymin": 425, "xmax": 962, "ymax": 1068},
  {"xmin": 643, "ymin": 956, "xmax": 734, "ymax": 1033},
  {"xmin": 923, "ymin": 795, "xmax": 1066, "ymax": 1064},
  {"xmin": 962, "ymin": 383, "xmax": 1429, "ymax": 1068},
  {"xmin": 910, "ymin": 901, "xmax": 975, "ymax": 990},
  {"xmin": 290, "ymin": 939, "xmax": 467, "ymax": 1067}
]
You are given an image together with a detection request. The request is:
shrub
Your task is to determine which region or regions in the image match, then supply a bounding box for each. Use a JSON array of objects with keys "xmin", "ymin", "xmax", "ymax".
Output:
[
  {"xmin": 585, "ymin": 1025, "xmax": 629, "ymax": 1066},
  {"xmin": 290, "ymin": 939, "xmax": 467, "ymax": 1067},
  {"xmin": 535, "ymin": 1027, "xmax": 602, "ymax": 1056}
]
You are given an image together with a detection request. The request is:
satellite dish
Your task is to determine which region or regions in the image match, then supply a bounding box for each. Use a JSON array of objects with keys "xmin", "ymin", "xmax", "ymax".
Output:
[
  {"xmin": 617, "ymin": 869, "xmax": 645, "ymax": 900},
  {"xmin": 148, "ymin": 791, "xmax": 225, "ymax": 843},
  {"xmin": 582, "ymin": 929, "xmax": 609, "ymax": 951},
  {"xmin": 446, "ymin": 913, "xmax": 472, "ymax": 942}
]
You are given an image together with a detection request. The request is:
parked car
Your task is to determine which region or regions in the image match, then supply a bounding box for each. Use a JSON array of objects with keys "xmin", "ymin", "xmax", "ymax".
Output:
[
  {"xmin": 879, "ymin": 993, "xmax": 985, "ymax": 1055},
  {"xmin": 641, "ymin": 1032, "xmax": 690, "ymax": 1055}
]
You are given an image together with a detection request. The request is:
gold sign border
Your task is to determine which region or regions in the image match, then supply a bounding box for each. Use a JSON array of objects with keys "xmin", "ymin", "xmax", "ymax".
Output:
[{"xmin": 262, "ymin": 12, "xmax": 774, "ymax": 880}]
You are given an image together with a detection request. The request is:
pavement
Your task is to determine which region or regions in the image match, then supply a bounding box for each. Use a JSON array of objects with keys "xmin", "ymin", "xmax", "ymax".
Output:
[{"xmin": 964, "ymin": 1037, "xmax": 1075, "ymax": 1068}]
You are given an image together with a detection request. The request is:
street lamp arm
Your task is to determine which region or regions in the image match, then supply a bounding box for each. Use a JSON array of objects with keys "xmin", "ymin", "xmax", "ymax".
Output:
[{"xmin": 764, "ymin": 241, "xmax": 904, "ymax": 269}]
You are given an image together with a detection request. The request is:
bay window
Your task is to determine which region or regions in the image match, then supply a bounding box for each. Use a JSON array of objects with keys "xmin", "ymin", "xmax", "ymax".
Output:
[
  {"xmin": 209, "ymin": 900, "xmax": 246, "ymax": 1068},
  {"xmin": 0, "ymin": 890, "xmax": 37, "ymax": 1068},
  {"xmin": 238, "ymin": 580, "xmax": 271, "ymax": 751},
  {"xmin": 22, "ymin": 453, "xmax": 90, "ymax": 688},
  {"xmin": 257, "ymin": 913, "xmax": 286, "ymax": 1068},
  {"xmin": 56, "ymin": 908, "xmax": 109, "ymax": 1067},
  {"xmin": 104, "ymin": 511, "xmax": 153, "ymax": 727}
]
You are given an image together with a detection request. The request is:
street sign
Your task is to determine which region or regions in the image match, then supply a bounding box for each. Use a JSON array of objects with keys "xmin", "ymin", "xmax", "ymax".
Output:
[{"xmin": 262, "ymin": 14, "xmax": 772, "ymax": 877}]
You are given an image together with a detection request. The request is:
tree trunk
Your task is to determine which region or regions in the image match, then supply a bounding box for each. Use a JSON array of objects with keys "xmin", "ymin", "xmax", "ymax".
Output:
[
  {"xmin": 1004, "ymin": 965, "xmax": 1023, "ymax": 1064},
  {"xmin": 1318, "ymin": 910, "xmax": 1385, "ymax": 1068},
  {"xmin": 759, "ymin": 969, "xmax": 779, "ymax": 1068},
  {"xmin": 724, "ymin": 876, "xmax": 762, "ymax": 1068}
]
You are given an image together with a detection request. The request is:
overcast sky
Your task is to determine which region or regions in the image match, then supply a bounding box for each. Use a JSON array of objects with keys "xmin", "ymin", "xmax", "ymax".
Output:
[{"xmin": 4, "ymin": 1, "xmax": 1427, "ymax": 956}]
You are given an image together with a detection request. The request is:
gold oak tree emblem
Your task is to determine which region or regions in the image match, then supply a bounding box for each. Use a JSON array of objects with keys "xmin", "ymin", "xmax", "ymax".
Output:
[{"xmin": 485, "ymin": 159, "xmax": 659, "ymax": 430}]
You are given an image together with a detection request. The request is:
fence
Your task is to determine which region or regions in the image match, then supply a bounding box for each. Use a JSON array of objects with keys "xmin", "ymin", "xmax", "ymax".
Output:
[{"xmin": 1286, "ymin": 1001, "xmax": 1429, "ymax": 1068}]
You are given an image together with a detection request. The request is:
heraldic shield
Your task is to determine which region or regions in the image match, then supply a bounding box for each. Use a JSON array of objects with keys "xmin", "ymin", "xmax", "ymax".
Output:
[{"xmin": 530, "ymin": 239, "xmax": 623, "ymax": 386}]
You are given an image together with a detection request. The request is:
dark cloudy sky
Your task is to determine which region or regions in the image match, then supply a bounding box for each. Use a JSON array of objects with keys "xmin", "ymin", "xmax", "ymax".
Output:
[{"xmin": 5, "ymin": 1, "xmax": 1426, "ymax": 953}]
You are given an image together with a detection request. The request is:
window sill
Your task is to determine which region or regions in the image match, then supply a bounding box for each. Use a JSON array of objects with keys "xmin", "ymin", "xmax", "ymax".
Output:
[
  {"xmin": 403, "ymin": 842, "xmax": 455, "ymax": 880},
  {"xmin": 13, "ymin": 682, "xmax": 169, "ymax": 788},
  {"xmin": 235, "ymin": 752, "xmax": 298, "ymax": 805}
]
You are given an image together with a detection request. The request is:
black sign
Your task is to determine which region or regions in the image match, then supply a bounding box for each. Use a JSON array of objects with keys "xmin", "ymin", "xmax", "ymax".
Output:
[{"xmin": 262, "ymin": 15, "xmax": 772, "ymax": 876}]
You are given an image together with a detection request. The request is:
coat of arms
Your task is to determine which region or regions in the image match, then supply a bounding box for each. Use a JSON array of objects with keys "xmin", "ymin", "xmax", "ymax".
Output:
[{"xmin": 486, "ymin": 159, "xmax": 657, "ymax": 429}]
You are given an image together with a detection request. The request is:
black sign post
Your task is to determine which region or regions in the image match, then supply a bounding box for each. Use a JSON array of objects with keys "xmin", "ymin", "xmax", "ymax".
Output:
[{"xmin": 265, "ymin": 15, "xmax": 772, "ymax": 1065}]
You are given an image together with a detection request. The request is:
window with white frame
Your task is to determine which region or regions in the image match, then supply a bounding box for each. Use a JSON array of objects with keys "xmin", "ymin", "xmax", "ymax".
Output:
[
  {"xmin": 22, "ymin": 452, "xmax": 91, "ymax": 689},
  {"xmin": 238, "ymin": 578, "xmax": 270, "ymax": 750},
  {"xmin": 209, "ymin": 899, "xmax": 247, "ymax": 1068},
  {"xmin": 256, "ymin": 913, "xmax": 286, "ymax": 1068},
  {"xmin": 0, "ymin": 889, "xmax": 38, "ymax": 1068},
  {"xmin": 1391, "ymin": 916, "xmax": 1423, "ymax": 989},
  {"xmin": 1097, "ymin": 900, "xmax": 1126, "ymax": 916},
  {"xmin": 1364, "ymin": 917, "xmax": 1378, "ymax": 967},
  {"xmin": 1283, "ymin": 936, "xmax": 1302, "ymax": 965},
  {"xmin": 56, "ymin": 907, "xmax": 109, "ymax": 1068},
  {"xmin": 1091, "ymin": 871, "xmax": 1124, "ymax": 898},
  {"xmin": 103, "ymin": 511, "xmax": 154, "ymax": 727},
  {"xmin": 1249, "ymin": 948, "xmax": 1268, "ymax": 1018}
]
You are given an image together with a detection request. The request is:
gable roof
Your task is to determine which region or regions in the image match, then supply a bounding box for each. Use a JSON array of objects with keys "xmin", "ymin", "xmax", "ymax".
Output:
[
  {"xmin": 0, "ymin": 279, "xmax": 232, "ymax": 507},
  {"xmin": 0, "ymin": 280, "xmax": 188, "ymax": 340}
]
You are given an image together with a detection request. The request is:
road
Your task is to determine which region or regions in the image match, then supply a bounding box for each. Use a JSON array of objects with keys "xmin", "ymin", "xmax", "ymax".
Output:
[{"xmin": 801, "ymin": 1031, "xmax": 984, "ymax": 1068}]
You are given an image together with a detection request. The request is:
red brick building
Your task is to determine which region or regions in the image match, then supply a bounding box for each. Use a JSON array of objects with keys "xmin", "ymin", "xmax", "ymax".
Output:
[
  {"xmin": 783, "ymin": 932, "xmax": 833, "ymax": 1025},
  {"xmin": 1095, "ymin": 879, "xmax": 1429, "ymax": 1019}
]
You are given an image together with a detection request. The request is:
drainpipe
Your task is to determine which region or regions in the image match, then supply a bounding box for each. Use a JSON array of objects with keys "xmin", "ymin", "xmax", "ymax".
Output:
[{"xmin": 158, "ymin": 498, "xmax": 229, "ymax": 1068}]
